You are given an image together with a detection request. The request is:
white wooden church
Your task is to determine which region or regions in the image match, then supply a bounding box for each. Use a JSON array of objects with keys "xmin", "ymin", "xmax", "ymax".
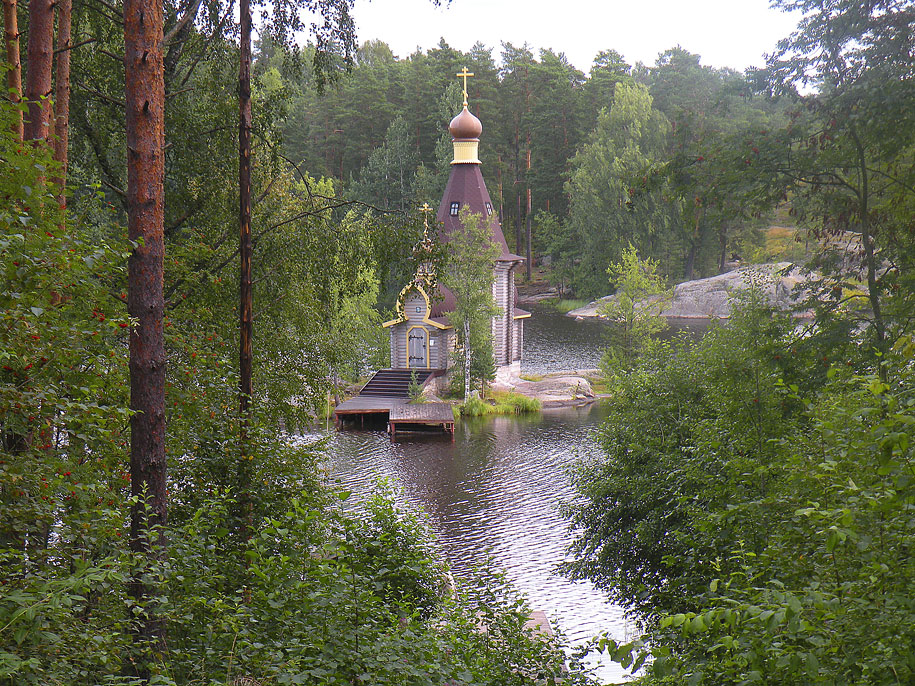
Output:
[{"xmin": 382, "ymin": 75, "xmax": 529, "ymax": 382}]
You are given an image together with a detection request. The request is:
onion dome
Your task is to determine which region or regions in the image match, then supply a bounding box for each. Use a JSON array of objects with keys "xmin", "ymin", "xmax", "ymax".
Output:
[{"xmin": 449, "ymin": 106, "xmax": 482, "ymax": 140}]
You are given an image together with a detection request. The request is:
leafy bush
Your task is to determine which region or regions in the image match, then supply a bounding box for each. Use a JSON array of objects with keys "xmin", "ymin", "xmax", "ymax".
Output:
[
  {"xmin": 568, "ymin": 291, "xmax": 915, "ymax": 684},
  {"xmin": 162, "ymin": 482, "xmax": 591, "ymax": 685}
]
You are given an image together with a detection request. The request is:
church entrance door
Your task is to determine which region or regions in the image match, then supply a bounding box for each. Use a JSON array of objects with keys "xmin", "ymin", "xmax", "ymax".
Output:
[{"xmin": 407, "ymin": 327, "xmax": 428, "ymax": 368}]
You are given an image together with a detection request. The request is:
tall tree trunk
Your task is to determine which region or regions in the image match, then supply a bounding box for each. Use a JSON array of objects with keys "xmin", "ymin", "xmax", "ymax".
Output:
[
  {"xmin": 496, "ymin": 154, "xmax": 504, "ymax": 223},
  {"xmin": 718, "ymin": 223, "xmax": 727, "ymax": 273},
  {"xmin": 684, "ymin": 242, "xmax": 697, "ymax": 282},
  {"xmin": 3, "ymin": 0, "xmax": 23, "ymax": 140},
  {"xmin": 850, "ymin": 127, "xmax": 887, "ymax": 374},
  {"xmin": 684, "ymin": 208, "xmax": 702, "ymax": 281},
  {"xmin": 516, "ymin": 193, "xmax": 522, "ymax": 256},
  {"xmin": 52, "ymin": 0, "xmax": 71, "ymax": 203},
  {"xmin": 124, "ymin": 0, "xmax": 166, "ymax": 673},
  {"xmin": 463, "ymin": 319, "xmax": 471, "ymax": 399},
  {"xmin": 238, "ymin": 0, "xmax": 253, "ymax": 536},
  {"xmin": 23, "ymin": 0, "xmax": 53, "ymax": 142},
  {"xmin": 525, "ymin": 149, "xmax": 532, "ymax": 280}
]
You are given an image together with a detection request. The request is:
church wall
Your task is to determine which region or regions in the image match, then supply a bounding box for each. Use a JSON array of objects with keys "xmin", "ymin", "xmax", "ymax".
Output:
[
  {"xmin": 492, "ymin": 263, "xmax": 517, "ymax": 367},
  {"xmin": 433, "ymin": 329, "xmax": 452, "ymax": 369},
  {"xmin": 506, "ymin": 268, "xmax": 516, "ymax": 364},
  {"xmin": 403, "ymin": 292, "xmax": 428, "ymax": 323},
  {"xmin": 513, "ymin": 319, "xmax": 523, "ymax": 362},
  {"xmin": 390, "ymin": 322, "xmax": 405, "ymax": 368},
  {"xmin": 388, "ymin": 319, "xmax": 453, "ymax": 369}
]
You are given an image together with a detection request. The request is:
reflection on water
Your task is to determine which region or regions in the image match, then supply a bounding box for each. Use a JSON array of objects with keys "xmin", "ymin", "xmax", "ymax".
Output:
[
  {"xmin": 522, "ymin": 304, "xmax": 711, "ymax": 374},
  {"xmin": 301, "ymin": 304, "xmax": 721, "ymax": 682},
  {"xmin": 303, "ymin": 403, "xmax": 632, "ymax": 683}
]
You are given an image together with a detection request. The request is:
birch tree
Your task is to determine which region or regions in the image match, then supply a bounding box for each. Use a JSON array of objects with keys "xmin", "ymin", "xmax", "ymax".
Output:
[{"xmin": 441, "ymin": 207, "xmax": 499, "ymax": 398}]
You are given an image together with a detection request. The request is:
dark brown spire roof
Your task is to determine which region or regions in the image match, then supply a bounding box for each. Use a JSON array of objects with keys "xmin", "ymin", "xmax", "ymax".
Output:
[
  {"xmin": 435, "ymin": 164, "xmax": 521, "ymax": 262},
  {"xmin": 432, "ymin": 103, "xmax": 523, "ymax": 319}
]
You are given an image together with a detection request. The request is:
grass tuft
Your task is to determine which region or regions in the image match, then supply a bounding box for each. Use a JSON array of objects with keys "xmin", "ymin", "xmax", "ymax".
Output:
[
  {"xmin": 457, "ymin": 391, "xmax": 541, "ymax": 417},
  {"xmin": 539, "ymin": 297, "xmax": 589, "ymax": 314}
]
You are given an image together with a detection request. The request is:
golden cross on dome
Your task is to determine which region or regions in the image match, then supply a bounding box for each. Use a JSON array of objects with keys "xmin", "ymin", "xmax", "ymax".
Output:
[{"xmin": 456, "ymin": 67, "xmax": 474, "ymax": 106}]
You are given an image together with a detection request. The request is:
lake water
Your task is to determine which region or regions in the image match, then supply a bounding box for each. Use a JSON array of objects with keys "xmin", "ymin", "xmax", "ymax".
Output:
[
  {"xmin": 306, "ymin": 305, "xmax": 700, "ymax": 683},
  {"xmin": 522, "ymin": 305, "xmax": 711, "ymax": 374}
]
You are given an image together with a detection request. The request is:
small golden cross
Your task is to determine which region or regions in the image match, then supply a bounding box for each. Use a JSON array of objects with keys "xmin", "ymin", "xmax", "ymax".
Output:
[
  {"xmin": 456, "ymin": 67, "xmax": 474, "ymax": 106},
  {"xmin": 420, "ymin": 202, "xmax": 433, "ymax": 232}
]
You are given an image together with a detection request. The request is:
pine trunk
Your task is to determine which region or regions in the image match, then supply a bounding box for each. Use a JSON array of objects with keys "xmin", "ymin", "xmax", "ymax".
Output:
[
  {"xmin": 52, "ymin": 0, "xmax": 71, "ymax": 202},
  {"xmin": 463, "ymin": 319, "xmax": 471, "ymax": 399},
  {"xmin": 124, "ymin": 0, "xmax": 166, "ymax": 671},
  {"xmin": 3, "ymin": 0, "xmax": 22, "ymax": 140},
  {"xmin": 525, "ymin": 146, "xmax": 532, "ymax": 280},
  {"xmin": 238, "ymin": 0, "xmax": 253, "ymax": 535},
  {"xmin": 718, "ymin": 224, "xmax": 727, "ymax": 273},
  {"xmin": 23, "ymin": 0, "xmax": 53, "ymax": 142}
]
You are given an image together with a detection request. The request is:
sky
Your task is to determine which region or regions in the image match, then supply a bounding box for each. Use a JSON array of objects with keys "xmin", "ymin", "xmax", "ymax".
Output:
[{"xmin": 347, "ymin": 0, "xmax": 801, "ymax": 74}]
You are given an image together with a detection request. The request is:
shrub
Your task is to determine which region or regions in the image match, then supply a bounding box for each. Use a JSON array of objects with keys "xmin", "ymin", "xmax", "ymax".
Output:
[
  {"xmin": 492, "ymin": 391, "xmax": 542, "ymax": 414},
  {"xmin": 460, "ymin": 395, "xmax": 493, "ymax": 417}
]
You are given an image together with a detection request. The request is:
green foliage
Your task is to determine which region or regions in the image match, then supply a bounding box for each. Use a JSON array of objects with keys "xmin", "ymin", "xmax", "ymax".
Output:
[
  {"xmin": 352, "ymin": 481, "xmax": 445, "ymax": 617},
  {"xmin": 566, "ymin": 292, "xmax": 810, "ymax": 619},
  {"xmin": 0, "ymin": 99, "xmax": 135, "ymax": 685},
  {"xmin": 491, "ymin": 391, "xmax": 542, "ymax": 415},
  {"xmin": 539, "ymin": 297, "xmax": 588, "ymax": 314},
  {"xmin": 534, "ymin": 210, "xmax": 576, "ymax": 295},
  {"xmin": 598, "ymin": 245, "xmax": 670, "ymax": 375},
  {"xmin": 591, "ymin": 346, "xmax": 915, "ymax": 685},
  {"xmin": 407, "ymin": 369, "xmax": 424, "ymax": 402},
  {"xmin": 566, "ymin": 82, "xmax": 675, "ymax": 297},
  {"xmin": 349, "ymin": 115, "xmax": 420, "ymax": 212},
  {"xmin": 442, "ymin": 208, "xmax": 500, "ymax": 397},
  {"xmin": 163, "ymin": 480, "xmax": 588, "ymax": 685},
  {"xmin": 569, "ymin": 274, "xmax": 915, "ymax": 683},
  {"xmin": 460, "ymin": 394, "xmax": 492, "ymax": 417},
  {"xmin": 459, "ymin": 392, "xmax": 541, "ymax": 417}
]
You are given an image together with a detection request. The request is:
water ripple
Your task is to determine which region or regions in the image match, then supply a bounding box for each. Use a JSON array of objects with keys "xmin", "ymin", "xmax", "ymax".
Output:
[{"xmin": 302, "ymin": 403, "xmax": 633, "ymax": 683}]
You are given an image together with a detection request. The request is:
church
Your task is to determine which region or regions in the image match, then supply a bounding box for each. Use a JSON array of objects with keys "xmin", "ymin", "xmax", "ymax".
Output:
[{"xmin": 382, "ymin": 71, "xmax": 529, "ymax": 383}]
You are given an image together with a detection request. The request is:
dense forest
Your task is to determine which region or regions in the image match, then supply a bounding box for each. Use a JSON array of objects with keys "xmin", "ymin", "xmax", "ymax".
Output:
[
  {"xmin": 274, "ymin": 37, "xmax": 784, "ymax": 299},
  {"xmin": 1, "ymin": 0, "xmax": 914, "ymax": 682}
]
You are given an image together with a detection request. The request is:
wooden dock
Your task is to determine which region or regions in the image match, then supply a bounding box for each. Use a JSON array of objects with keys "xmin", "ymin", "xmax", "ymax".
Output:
[
  {"xmin": 388, "ymin": 402, "xmax": 455, "ymax": 437},
  {"xmin": 333, "ymin": 369, "xmax": 454, "ymax": 437},
  {"xmin": 333, "ymin": 396, "xmax": 406, "ymax": 429}
]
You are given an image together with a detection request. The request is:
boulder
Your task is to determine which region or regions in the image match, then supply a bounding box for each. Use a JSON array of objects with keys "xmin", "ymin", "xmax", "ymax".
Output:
[
  {"xmin": 568, "ymin": 263, "xmax": 815, "ymax": 320},
  {"xmin": 493, "ymin": 372, "xmax": 596, "ymax": 407}
]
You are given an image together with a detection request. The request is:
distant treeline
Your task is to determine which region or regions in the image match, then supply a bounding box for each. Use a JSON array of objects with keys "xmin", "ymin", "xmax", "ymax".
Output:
[{"xmin": 264, "ymin": 39, "xmax": 788, "ymax": 295}]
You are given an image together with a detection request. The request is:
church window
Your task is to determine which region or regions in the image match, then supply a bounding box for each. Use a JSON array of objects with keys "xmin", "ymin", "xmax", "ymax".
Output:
[
  {"xmin": 485, "ymin": 202, "xmax": 493, "ymax": 216},
  {"xmin": 449, "ymin": 201, "xmax": 460, "ymax": 216}
]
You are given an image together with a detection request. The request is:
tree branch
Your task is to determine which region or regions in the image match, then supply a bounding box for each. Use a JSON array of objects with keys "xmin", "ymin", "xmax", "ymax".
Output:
[
  {"xmin": 253, "ymin": 175, "xmax": 278, "ymax": 208},
  {"xmin": 102, "ymin": 179, "xmax": 126, "ymax": 198},
  {"xmin": 86, "ymin": 0, "xmax": 121, "ymax": 19},
  {"xmin": 163, "ymin": 0, "xmax": 203, "ymax": 47},
  {"xmin": 178, "ymin": 0, "xmax": 233, "ymax": 88},
  {"xmin": 75, "ymin": 80, "xmax": 125, "ymax": 108},
  {"xmin": 865, "ymin": 166, "xmax": 915, "ymax": 196},
  {"xmin": 54, "ymin": 37, "xmax": 95, "ymax": 54},
  {"xmin": 165, "ymin": 85, "xmax": 193, "ymax": 99},
  {"xmin": 164, "ymin": 206, "xmax": 196, "ymax": 237}
]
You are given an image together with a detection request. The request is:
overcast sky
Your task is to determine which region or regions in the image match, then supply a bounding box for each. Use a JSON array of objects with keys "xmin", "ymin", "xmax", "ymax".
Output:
[{"xmin": 347, "ymin": 0, "xmax": 801, "ymax": 73}]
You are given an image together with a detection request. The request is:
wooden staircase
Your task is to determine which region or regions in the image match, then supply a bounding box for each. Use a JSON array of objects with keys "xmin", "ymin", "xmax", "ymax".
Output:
[{"xmin": 359, "ymin": 368, "xmax": 434, "ymax": 398}]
